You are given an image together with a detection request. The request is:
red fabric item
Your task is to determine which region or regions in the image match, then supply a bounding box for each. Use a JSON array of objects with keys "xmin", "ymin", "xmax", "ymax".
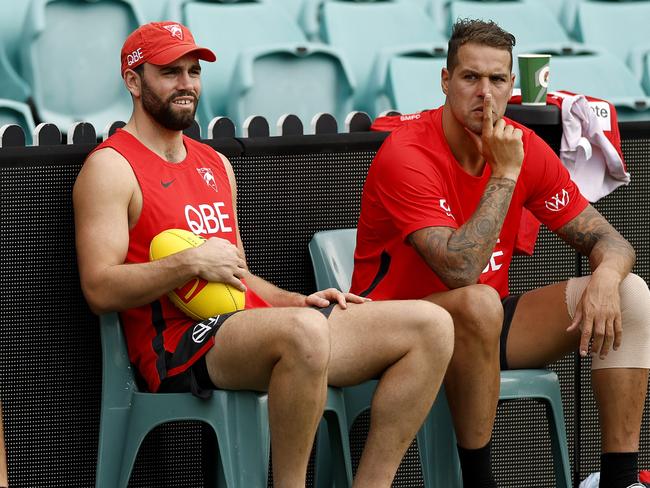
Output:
[
  {"xmin": 90, "ymin": 129, "xmax": 269, "ymax": 392},
  {"xmin": 351, "ymin": 107, "xmax": 588, "ymax": 300},
  {"xmin": 120, "ymin": 21, "xmax": 216, "ymax": 75},
  {"xmin": 639, "ymin": 471, "xmax": 650, "ymax": 483}
]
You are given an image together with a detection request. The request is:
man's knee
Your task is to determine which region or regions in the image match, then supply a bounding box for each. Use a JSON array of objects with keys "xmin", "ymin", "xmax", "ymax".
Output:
[
  {"xmin": 276, "ymin": 308, "xmax": 331, "ymax": 374},
  {"xmin": 452, "ymin": 284, "xmax": 503, "ymax": 341},
  {"xmin": 620, "ymin": 273, "xmax": 650, "ymax": 316},
  {"xmin": 592, "ymin": 273, "xmax": 650, "ymax": 370},
  {"xmin": 408, "ymin": 300, "xmax": 455, "ymax": 361}
]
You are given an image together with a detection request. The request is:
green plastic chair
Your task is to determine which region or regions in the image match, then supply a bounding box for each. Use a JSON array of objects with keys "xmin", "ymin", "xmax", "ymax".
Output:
[
  {"xmin": 319, "ymin": 0, "xmax": 447, "ymax": 113},
  {"xmin": 20, "ymin": 0, "xmax": 140, "ymax": 132},
  {"xmin": 97, "ymin": 312, "xmax": 271, "ymax": 487},
  {"xmin": 167, "ymin": 0, "xmax": 308, "ymax": 132},
  {"xmin": 370, "ymin": 51, "xmax": 447, "ymax": 116},
  {"xmin": 97, "ymin": 312, "xmax": 353, "ymax": 487},
  {"xmin": 309, "ymin": 228, "xmax": 572, "ymax": 488},
  {"xmin": 227, "ymin": 44, "xmax": 355, "ymax": 134}
]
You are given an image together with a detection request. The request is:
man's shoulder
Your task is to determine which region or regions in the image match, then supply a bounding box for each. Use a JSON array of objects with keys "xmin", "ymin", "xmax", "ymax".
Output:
[
  {"xmin": 183, "ymin": 135, "xmax": 225, "ymax": 162},
  {"xmin": 378, "ymin": 110, "xmax": 438, "ymax": 154}
]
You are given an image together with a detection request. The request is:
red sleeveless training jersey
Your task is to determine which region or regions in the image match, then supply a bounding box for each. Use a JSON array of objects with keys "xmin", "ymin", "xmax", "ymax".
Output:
[{"xmin": 92, "ymin": 129, "xmax": 270, "ymax": 391}]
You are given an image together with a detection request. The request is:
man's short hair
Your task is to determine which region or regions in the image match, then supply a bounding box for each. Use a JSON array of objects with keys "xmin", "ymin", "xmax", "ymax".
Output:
[{"xmin": 446, "ymin": 19, "xmax": 516, "ymax": 73}]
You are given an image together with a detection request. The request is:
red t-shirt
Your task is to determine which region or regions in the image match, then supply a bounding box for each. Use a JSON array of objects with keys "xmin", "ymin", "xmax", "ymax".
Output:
[
  {"xmin": 91, "ymin": 129, "xmax": 269, "ymax": 392},
  {"xmin": 351, "ymin": 107, "xmax": 588, "ymax": 300}
]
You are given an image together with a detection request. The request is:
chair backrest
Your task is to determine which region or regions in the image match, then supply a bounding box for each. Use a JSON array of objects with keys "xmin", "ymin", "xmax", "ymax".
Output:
[
  {"xmin": 575, "ymin": 1, "xmax": 650, "ymax": 66},
  {"xmin": 0, "ymin": 45, "xmax": 30, "ymax": 103},
  {"xmin": 173, "ymin": 0, "xmax": 307, "ymax": 129},
  {"xmin": 0, "ymin": 0, "xmax": 32, "ymax": 68},
  {"xmin": 548, "ymin": 50, "xmax": 646, "ymax": 101},
  {"xmin": 309, "ymin": 228, "xmax": 357, "ymax": 292},
  {"xmin": 320, "ymin": 0, "xmax": 447, "ymax": 109},
  {"xmin": 449, "ymin": 0, "xmax": 571, "ymax": 52},
  {"xmin": 381, "ymin": 53, "xmax": 446, "ymax": 115},
  {"xmin": 19, "ymin": 0, "xmax": 141, "ymax": 131},
  {"xmin": 99, "ymin": 313, "xmax": 139, "ymax": 406},
  {"xmin": 0, "ymin": 100, "xmax": 36, "ymax": 145},
  {"xmin": 228, "ymin": 46, "xmax": 354, "ymax": 133}
]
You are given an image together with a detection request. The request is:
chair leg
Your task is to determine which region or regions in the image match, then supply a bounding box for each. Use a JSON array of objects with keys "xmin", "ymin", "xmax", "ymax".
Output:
[
  {"xmin": 543, "ymin": 395, "xmax": 572, "ymax": 488},
  {"xmin": 316, "ymin": 388, "xmax": 353, "ymax": 488},
  {"xmin": 323, "ymin": 409, "xmax": 353, "ymax": 488},
  {"xmin": 417, "ymin": 389, "xmax": 462, "ymax": 488},
  {"xmin": 315, "ymin": 421, "xmax": 334, "ymax": 488},
  {"xmin": 96, "ymin": 406, "xmax": 132, "ymax": 488},
  {"xmin": 208, "ymin": 392, "xmax": 270, "ymax": 488}
]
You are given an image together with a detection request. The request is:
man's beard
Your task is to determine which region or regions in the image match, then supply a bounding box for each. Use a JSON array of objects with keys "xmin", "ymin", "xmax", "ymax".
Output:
[{"xmin": 141, "ymin": 78, "xmax": 198, "ymax": 131}]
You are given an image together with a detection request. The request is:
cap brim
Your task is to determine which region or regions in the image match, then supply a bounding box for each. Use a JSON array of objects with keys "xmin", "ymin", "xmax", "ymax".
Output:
[{"xmin": 148, "ymin": 44, "xmax": 216, "ymax": 66}]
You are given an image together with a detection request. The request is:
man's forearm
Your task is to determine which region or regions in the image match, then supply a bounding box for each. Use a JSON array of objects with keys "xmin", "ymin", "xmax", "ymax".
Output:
[
  {"xmin": 411, "ymin": 176, "xmax": 516, "ymax": 288},
  {"xmin": 557, "ymin": 205, "xmax": 635, "ymax": 281},
  {"xmin": 244, "ymin": 273, "xmax": 306, "ymax": 307}
]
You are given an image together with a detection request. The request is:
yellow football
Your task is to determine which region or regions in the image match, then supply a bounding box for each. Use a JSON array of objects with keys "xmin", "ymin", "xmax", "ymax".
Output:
[{"xmin": 149, "ymin": 229, "xmax": 245, "ymax": 320}]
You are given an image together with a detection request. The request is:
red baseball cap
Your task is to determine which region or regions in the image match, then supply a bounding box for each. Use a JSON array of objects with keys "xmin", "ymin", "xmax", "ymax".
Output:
[{"xmin": 121, "ymin": 21, "xmax": 216, "ymax": 76}]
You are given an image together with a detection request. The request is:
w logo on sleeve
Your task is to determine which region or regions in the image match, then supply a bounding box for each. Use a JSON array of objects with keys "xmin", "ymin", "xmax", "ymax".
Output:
[{"xmin": 545, "ymin": 189, "xmax": 570, "ymax": 212}]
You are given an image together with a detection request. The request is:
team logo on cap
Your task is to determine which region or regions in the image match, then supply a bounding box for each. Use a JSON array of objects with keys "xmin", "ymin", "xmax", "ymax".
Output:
[
  {"xmin": 197, "ymin": 168, "xmax": 218, "ymax": 193},
  {"xmin": 163, "ymin": 24, "xmax": 183, "ymax": 40}
]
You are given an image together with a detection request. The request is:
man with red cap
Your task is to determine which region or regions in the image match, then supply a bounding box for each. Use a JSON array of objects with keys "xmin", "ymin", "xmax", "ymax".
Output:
[{"xmin": 73, "ymin": 22, "xmax": 455, "ymax": 487}]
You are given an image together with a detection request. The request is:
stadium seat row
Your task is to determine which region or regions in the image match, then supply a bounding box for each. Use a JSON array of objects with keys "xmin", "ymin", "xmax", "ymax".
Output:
[{"xmin": 1, "ymin": 0, "xmax": 649, "ymax": 140}]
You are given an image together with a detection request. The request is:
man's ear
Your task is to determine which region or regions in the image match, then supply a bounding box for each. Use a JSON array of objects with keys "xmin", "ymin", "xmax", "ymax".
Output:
[
  {"xmin": 123, "ymin": 69, "xmax": 141, "ymax": 98},
  {"xmin": 441, "ymin": 67, "xmax": 450, "ymax": 96}
]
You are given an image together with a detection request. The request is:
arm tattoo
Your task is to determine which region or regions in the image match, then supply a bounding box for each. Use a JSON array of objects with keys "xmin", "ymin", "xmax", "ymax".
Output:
[
  {"xmin": 409, "ymin": 176, "xmax": 516, "ymax": 288},
  {"xmin": 556, "ymin": 205, "xmax": 635, "ymax": 273}
]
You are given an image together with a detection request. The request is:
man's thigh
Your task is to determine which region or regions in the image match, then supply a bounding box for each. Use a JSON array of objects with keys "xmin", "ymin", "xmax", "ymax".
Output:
[
  {"xmin": 326, "ymin": 300, "xmax": 448, "ymax": 387},
  {"xmin": 205, "ymin": 307, "xmax": 323, "ymax": 392},
  {"xmin": 505, "ymin": 280, "xmax": 581, "ymax": 369}
]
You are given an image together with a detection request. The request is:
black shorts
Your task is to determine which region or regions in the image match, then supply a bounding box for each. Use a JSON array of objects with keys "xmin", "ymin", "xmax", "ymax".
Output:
[
  {"xmin": 500, "ymin": 294, "xmax": 522, "ymax": 371},
  {"xmin": 157, "ymin": 304, "xmax": 338, "ymax": 398}
]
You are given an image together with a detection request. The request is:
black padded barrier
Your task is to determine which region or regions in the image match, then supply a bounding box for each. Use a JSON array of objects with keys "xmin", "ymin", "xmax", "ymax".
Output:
[{"xmin": 0, "ymin": 114, "xmax": 648, "ymax": 487}]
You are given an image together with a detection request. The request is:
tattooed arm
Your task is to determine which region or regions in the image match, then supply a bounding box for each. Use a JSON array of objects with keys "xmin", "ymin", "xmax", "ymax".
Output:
[
  {"xmin": 556, "ymin": 204, "xmax": 635, "ymax": 277},
  {"xmin": 409, "ymin": 176, "xmax": 517, "ymax": 288},
  {"xmin": 408, "ymin": 94, "xmax": 523, "ymax": 288},
  {"xmin": 556, "ymin": 204, "xmax": 635, "ymax": 358}
]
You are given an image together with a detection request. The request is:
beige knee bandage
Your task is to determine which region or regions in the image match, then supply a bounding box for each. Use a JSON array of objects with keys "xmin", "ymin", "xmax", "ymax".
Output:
[{"xmin": 565, "ymin": 273, "xmax": 650, "ymax": 370}]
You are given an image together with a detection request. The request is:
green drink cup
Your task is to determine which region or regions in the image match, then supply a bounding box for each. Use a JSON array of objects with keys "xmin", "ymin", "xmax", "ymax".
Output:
[{"xmin": 518, "ymin": 54, "xmax": 551, "ymax": 106}]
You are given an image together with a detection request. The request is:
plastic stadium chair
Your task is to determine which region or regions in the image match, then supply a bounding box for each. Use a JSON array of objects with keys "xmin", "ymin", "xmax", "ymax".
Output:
[
  {"xmin": 309, "ymin": 228, "xmax": 572, "ymax": 488},
  {"xmin": 320, "ymin": 0, "xmax": 447, "ymax": 113},
  {"xmin": 96, "ymin": 312, "xmax": 271, "ymax": 487},
  {"xmin": 369, "ymin": 51, "xmax": 447, "ymax": 116},
  {"xmin": 269, "ymin": 0, "xmax": 307, "ymax": 24},
  {"xmin": 131, "ymin": 0, "xmax": 169, "ymax": 22},
  {"xmin": 449, "ymin": 0, "xmax": 574, "ymax": 54},
  {"xmin": 19, "ymin": 0, "xmax": 141, "ymax": 133},
  {"xmin": 309, "ymin": 229, "xmax": 462, "ymax": 488},
  {"xmin": 0, "ymin": 0, "xmax": 32, "ymax": 70},
  {"xmin": 541, "ymin": 48, "xmax": 650, "ymax": 122},
  {"xmin": 0, "ymin": 100, "xmax": 36, "ymax": 145},
  {"xmin": 0, "ymin": 45, "xmax": 30, "ymax": 104},
  {"xmin": 574, "ymin": 1, "xmax": 650, "ymax": 72},
  {"xmin": 168, "ymin": 0, "xmax": 309, "ymax": 131},
  {"xmin": 227, "ymin": 45, "xmax": 355, "ymax": 133},
  {"xmin": 97, "ymin": 312, "xmax": 354, "ymax": 487}
]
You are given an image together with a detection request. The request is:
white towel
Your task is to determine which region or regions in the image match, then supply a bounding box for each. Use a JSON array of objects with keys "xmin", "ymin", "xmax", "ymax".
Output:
[{"xmin": 553, "ymin": 92, "xmax": 630, "ymax": 202}]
